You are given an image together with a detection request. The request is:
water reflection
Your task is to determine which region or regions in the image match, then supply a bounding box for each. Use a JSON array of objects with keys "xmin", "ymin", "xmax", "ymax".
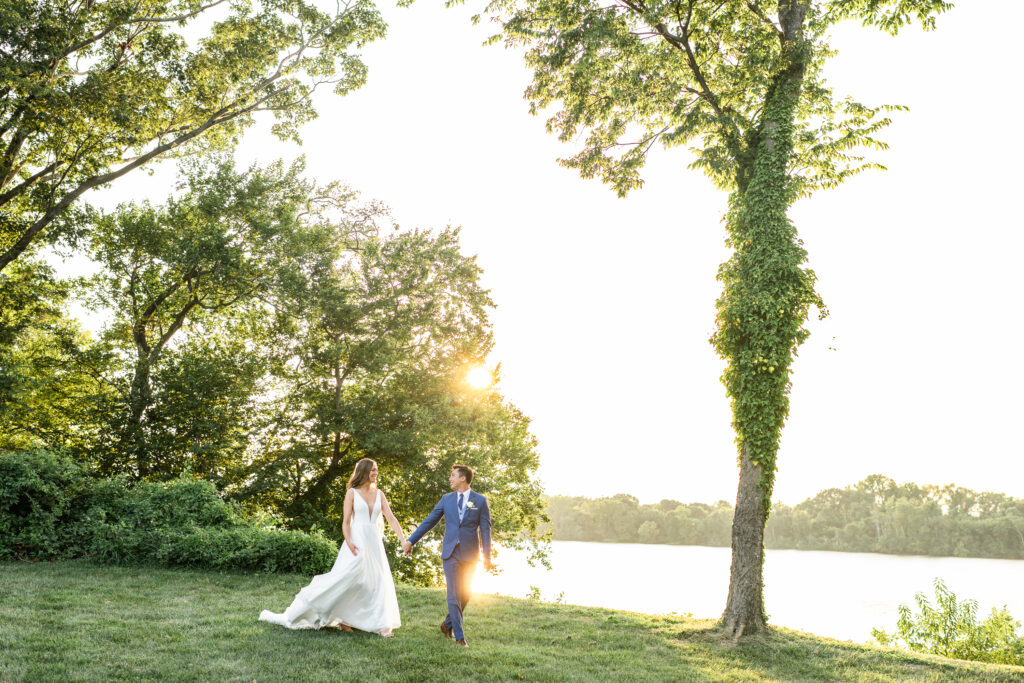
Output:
[{"xmin": 473, "ymin": 540, "xmax": 1024, "ymax": 642}]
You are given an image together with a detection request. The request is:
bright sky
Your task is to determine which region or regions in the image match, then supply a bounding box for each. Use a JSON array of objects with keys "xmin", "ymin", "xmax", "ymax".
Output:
[{"xmin": 74, "ymin": 0, "xmax": 1024, "ymax": 506}]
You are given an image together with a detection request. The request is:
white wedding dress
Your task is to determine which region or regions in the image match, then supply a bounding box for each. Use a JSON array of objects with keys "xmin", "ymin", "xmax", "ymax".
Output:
[{"xmin": 259, "ymin": 489, "xmax": 401, "ymax": 633}]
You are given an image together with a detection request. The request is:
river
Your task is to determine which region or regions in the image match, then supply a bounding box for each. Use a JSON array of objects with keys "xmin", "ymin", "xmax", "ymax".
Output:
[{"xmin": 471, "ymin": 540, "xmax": 1024, "ymax": 642}]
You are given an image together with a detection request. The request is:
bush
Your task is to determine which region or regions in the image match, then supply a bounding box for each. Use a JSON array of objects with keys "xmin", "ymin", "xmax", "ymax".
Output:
[
  {"xmin": 0, "ymin": 450, "xmax": 337, "ymax": 574},
  {"xmin": 872, "ymin": 578, "xmax": 1024, "ymax": 666},
  {"xmin": 153, "ymin": 527, "xmax": 336, "ymax": 574},
  {"xmin": 0, "ymin": 449, "xmax": 85, "ymax": 559}
]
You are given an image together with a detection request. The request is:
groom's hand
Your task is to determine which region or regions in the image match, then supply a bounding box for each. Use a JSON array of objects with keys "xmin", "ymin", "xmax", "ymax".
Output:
[{"xmin": 401, "ymin": 540, "xmax": 412, "ymax": 556}]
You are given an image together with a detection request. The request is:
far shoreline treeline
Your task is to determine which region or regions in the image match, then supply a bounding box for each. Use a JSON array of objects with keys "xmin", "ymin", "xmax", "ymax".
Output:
[{"xmin": 545, "ymin": 476, "xmax": 1024, "ymax": 560}]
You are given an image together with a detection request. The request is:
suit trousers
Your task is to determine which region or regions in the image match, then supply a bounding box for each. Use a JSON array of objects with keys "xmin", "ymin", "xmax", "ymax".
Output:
[{"xmin": 442, "ymin": 552, "xmax": 477, "ymax": 641}]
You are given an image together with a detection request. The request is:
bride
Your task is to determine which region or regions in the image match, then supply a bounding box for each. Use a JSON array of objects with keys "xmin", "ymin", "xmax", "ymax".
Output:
[{"xmin": 259, "ymin": 458, "xmax": 405, "ymax": 637}]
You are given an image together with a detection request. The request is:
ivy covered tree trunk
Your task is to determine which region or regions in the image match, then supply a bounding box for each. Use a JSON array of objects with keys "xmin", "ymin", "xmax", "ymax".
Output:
[
  {"xmin": 488, "ymin": 0, "xmax": 951, "ymax": 640},
  {"xmin": 717, "ymin": 0, "xmax": 818, "ymax": 637}
]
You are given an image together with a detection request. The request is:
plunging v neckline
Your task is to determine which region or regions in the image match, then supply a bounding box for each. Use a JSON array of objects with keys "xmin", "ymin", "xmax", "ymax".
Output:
[{"xmin": 356, "ymin": 488, "xmax": 377, "ymax": 520}]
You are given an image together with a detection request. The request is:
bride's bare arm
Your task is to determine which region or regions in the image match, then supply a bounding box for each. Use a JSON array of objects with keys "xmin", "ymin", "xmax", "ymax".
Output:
[
  {"xmin": 342, "ymin": 489, "xmax": 358, "ymax": 555},
  {"xmin": 379, "ymin": 492, "xmax": 406, "ymax": 544}
]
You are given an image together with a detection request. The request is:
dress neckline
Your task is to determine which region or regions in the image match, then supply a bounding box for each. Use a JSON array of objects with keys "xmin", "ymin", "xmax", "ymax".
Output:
[{"xmin": 355, "ymin": 488, "xmax": 378, "ymax": 518}]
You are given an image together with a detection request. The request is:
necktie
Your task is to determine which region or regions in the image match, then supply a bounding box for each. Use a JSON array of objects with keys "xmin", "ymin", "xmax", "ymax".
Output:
[{"xmin": 458, "ymin": 493, "xmax": 464, "ymax": 512}]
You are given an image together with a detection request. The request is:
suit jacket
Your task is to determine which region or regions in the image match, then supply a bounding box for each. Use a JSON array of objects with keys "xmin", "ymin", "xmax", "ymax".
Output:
[{"xmin": 408, "ymin": 490, "xmax": 492, "ymax": 562}]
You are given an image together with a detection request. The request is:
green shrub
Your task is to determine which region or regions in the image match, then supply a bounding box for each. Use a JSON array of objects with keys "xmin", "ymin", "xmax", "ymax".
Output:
[
  {"xmin": 872, "ymin": 578, "xmax": 1024, "ymax": 666},
  {"xmin": 0, "ymin": 449, "xmax": 85, "ymax": 559},
  {"xmin": 0, "ymin": 450, "xmax": 337, "ymax": 574},
  {"xmin": 132, "ymin": 478, "xmax": 238, "ymax": 530},
  {"xmin": 153, "ymin": 526, "xmax": 336, "ymax": 574}
]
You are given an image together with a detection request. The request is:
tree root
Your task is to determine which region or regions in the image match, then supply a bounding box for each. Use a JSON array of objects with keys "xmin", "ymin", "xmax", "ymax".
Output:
[
  {"xmin": 721, "ymin": 613, "xmax": 766, "ymax": 642},
  {"xmin": 731, "ymin": 620, "xmax": 746, "ymax": 644}
]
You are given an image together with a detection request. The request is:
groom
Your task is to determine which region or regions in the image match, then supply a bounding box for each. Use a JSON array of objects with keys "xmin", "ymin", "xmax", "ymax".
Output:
[{"xmin": 403, "ymin": 463, "xmax": 492, "ymax": 647}]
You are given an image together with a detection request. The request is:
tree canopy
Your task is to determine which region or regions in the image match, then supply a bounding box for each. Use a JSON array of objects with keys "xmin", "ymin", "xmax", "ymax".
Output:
[
  {"xmin": 0, "ymin": 157, "xmax": 549, "ymax": 582},
  {"xmin": 0, "ymin": 0, "xmax": 551, "ymax": 587},
  {"xmin": 78, "ymin": 158, "xmax": 372, "ymax": 477},
  {"xmin": 484, "ymin": 0, "xmax": 948, "ymax": 197},
  {"xmin": 231, "ymin": 226, "xmax": 547, "ymax": 581},
  {"xmin": 0, "ymin": 0, "xmax": 387, "ymax": 272}
]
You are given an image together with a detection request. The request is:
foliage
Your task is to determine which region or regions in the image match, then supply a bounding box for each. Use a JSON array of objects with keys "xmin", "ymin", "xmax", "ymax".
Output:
[
  {"xmin": 0, "ymin": 259, "xmax": 120, "ymax": 455},
  {"xmin": 767, "ymin": 476, "xmax": 1024, "ymax": 559},
  {"xmin": 4, "ymin": 561, "xmax": 1023, "ymax": 682},
  {"xmin": 545, "ymin": 476, "xmax": 1024, "ymax": 560},
  {"xmin": 231, "ymin": 226, "xmax": 549, "ymax": 582},
  {"xmin": 0, "ymin": 0, "xmax": 553, "ymax": 594},
  {"xmin": 79, "ymin": 157, "xmax": 377, "ymax": 479},
  {"xmin": 548, "ymin": 493, "xmax": 734, "ymax": 547},
  {"xmin": 0, "ymin": 0, "xmax": 387, "ymax": 272},
  {"xmin": 0, "ymin": 449, "xmax": 336, "ymax": 574},
  {"xmin": 873, "ymin": 579, "xmax": 1024, "ymax": 667},
  {"xmin": 137, "ymin": 328, "xmax": 270, "ymax": 483},
  {"xmin": 481, "ymin": 0, "xmax": 948, "ymax": 195},
  {"xmin": 2, "ymin": 159, "xmax": 548, "ymax": 585},
  {"xmin": 476, "ymin": 0, "xmax": 949, "ymax": 494},
  {"xmin": 0, "ymin": 448, "xmax": 85, "ymax": 558},
  {"xmin": 473, "ymin": 0, "xmax": 952, "ymax": 630},
  {"xmin": 0, "ymin": 259, "xmax": 67, "ymax": 352}
]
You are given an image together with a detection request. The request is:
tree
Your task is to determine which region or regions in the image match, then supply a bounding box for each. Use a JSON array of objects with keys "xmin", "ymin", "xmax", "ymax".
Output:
[
  {"xmin": 0, "ymin": 0, "xmax": 386, "ymax": 273},
  {"xmin": 544, "ymin": 479, "xmax": 1024, "ymax": 560},
  {"xmin": 4, "ymin": 155, "xmax": 549, "ymax": 582},
  {"xmin": 873, "ymin": 579, "xmax": 1024, "ymax": 666},
  {"xmin": 127, "ymin": 316, "xmax": 273, "ymax": 484},
  {"xmin": 0, "ymin": 260, "xmax": 119, "ymax": 453},
  {"xmin": 1, "ymin": 260, "xmax": 68, "ymax": 413},
  {"xmin": 232, "ymin": 227, "xmax": 548, "ymax": 582},
  {"xmin": 81, "ymin": 158, "xmax": 380, "ymax": 477},
  {"xmin": 638, "ymin": 519, "xmax": 659, "ymax": 543},
  {"xmin": 479, "ymin": 0, "xmax": 951, "ymax": 635}
]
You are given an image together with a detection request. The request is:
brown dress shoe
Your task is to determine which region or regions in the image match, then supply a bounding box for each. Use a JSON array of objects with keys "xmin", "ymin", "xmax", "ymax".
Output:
[
  {"xmin": 440, "ymin": 620, "xmax": 453, "ymax": 639},
  {"xmin": 455, "ymin": 638, "xmax": 468, "ymax": 647}
]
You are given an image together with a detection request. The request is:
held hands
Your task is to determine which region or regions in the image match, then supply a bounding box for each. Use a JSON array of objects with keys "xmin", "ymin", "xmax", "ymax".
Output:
[{"xmin": 401, "ymin": 540, "xmax": 412, "ymax": 556}]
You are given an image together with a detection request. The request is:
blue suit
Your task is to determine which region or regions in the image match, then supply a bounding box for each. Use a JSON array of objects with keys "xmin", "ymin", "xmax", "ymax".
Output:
[{"xmin": 408, "ymin": 490, "xmax": 492, "ymax": 640}]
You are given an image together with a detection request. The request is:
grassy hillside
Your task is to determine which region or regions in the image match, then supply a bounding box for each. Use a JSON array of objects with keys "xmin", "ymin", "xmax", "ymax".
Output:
[{"xmin": 1, "ymin": 561, "xmax": 1022, "ymax": 682}]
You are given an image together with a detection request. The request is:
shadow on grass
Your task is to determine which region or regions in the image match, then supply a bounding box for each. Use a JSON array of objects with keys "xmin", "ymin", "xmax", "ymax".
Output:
[
  {"xmin": 621, "ymin": 612, "xmax": 1024, "ymax": 682},
  {"xmin": 3, "ymin": 560, "xmax": 1023, "ymax": 682}
]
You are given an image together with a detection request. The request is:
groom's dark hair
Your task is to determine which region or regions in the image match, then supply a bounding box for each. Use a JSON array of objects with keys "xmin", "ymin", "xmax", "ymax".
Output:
[{"xmin": 452, "ymin": 464, "xmax": 474, "ymax": 484}]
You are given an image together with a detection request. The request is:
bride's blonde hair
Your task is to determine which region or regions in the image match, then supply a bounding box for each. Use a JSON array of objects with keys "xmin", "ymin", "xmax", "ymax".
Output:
[{"xmin": 347, "ymin": 458, "xmax": 377, "ymax": 490}]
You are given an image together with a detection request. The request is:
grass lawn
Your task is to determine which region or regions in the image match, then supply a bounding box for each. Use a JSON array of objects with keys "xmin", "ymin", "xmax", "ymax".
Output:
[{"xmin": 1, "ymin": 560, "xmax": 1022, "ymax": 682}]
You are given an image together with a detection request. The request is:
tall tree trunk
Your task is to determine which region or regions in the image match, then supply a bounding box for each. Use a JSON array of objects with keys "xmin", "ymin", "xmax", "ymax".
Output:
[
  {"xmin": 125, "ymin": 353, "xmax": 153, "ymax": 477},
  {"xmin": 284, "ymin": 439, "xmax": 353, "ymax": 516},
  {"xmin": 285, "ymin": 362, "xmax": 352, "ymax": 516},
  {"xmin": 716, "ymin": 0, "xmax": 813, "ymax": 638},
  {"xmin": 722, "ymin": 446, "xmax": 767, "ymax": 636}
]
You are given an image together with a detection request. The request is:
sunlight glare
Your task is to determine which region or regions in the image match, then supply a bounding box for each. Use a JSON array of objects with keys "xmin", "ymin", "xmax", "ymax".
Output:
[{"xmin": 465, "ymin": 365, "xmax": 492, "ymax": 389}]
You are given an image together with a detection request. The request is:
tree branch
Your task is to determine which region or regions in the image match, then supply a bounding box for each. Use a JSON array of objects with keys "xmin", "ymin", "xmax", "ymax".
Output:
[
  {"xmin": 0, "ymin": 81, "xmax": 294, "ymax": 272},
  {"xmin": 59, "ymin": 0, "xmax": 230, "ymax": 60},
  {"xmin": 135, "ymin": 0, "xmax": 231, "ymax": 24},
  {"xmin": 0, "ymin": 159, "xmax": 63, "ymax": 205},
  {"xmin": 151, "ymin": 295, "xmax": 201, "ymax": 360},
  {"xmin": 744, "ymin": 0, "xmax": 783, "ymax": 38}
]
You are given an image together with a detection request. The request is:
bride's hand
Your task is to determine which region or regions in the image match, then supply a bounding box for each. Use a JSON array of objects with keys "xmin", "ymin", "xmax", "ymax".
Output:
[{"xmin": 346, "ymin": 539, "xmax": 359, "ymax": 556}]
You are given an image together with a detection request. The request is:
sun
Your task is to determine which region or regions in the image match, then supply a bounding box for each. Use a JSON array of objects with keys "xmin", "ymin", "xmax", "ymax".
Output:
[{"xmin": 465, "ymin": 365, "xmax": 492, "ymax": 389}]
